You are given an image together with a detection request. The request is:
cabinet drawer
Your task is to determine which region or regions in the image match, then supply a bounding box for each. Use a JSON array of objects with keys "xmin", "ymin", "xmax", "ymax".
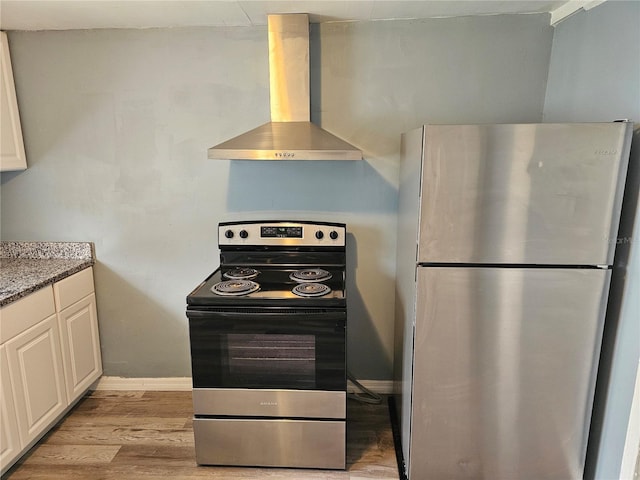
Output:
[
  {"xmin": 0, "ymin": 287, "xmax": 55, "ymax": 343},
  {"xmin": 53, "ymin": 267, "xmax": 94, "ymax": 311}
]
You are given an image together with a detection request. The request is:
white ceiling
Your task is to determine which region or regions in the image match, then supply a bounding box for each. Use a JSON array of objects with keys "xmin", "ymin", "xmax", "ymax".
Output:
[{"xmin": 0, "ymin": 0, "xmax": 607, "ymax": 31}]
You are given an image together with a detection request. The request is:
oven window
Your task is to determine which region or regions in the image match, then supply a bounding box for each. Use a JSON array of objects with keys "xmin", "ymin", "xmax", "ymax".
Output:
[
  {"xmin": 188, "ymin": 309, "xmax": 346, "ymax": 390},
  {"xmin": 227, "ymin": 334, "xmax": 316, "ymax": 388}
]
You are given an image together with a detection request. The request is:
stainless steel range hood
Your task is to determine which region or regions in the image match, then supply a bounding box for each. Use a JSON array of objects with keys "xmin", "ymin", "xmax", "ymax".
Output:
[{"xmin": 208, "ymin": 14, "xmax": 362, "ymax": 161}]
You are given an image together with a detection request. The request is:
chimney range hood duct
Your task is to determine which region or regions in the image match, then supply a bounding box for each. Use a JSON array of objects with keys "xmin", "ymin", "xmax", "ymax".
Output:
[{"xmin": 208, "ymin": 14, "xmax": 362, "ymax": 161}]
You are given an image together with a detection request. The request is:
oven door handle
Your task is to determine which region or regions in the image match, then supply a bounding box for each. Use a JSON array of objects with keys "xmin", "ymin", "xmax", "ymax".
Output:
[
  {"xmin": 186, "ymin": 309, "xmax": 346, "ymax": 332},
  {"xmin": 186, "ymin": 309, "xmax": 346, "ymax": 319}
]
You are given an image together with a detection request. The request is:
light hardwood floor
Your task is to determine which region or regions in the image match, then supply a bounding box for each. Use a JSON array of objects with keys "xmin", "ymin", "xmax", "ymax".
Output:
[{"xmin": 4, "ymin": 391, "xmax": 400, "ymax": 479}]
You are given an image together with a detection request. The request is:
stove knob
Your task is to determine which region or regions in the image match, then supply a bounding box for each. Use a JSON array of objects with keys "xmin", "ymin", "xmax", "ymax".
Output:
[
  {"xmin": 329, "ymin": 230, "xmax": 339, "ymax": 240},
  {"xmin": 239, "ymin": 230, "xmax": 249, "ymax": 239},
  {"xmin": 315, "ymin": 230, "xmax": 324, "ymax": 240},
  {"xmin": 224, "ymin": 229, "xmax": 234, "ymax": 239}
]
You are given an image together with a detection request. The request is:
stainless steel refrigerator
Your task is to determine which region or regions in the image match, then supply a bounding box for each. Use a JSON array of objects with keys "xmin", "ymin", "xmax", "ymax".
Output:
[{"xmin": 393, "ymin": 123, "xmax": 634, "ymax": 479}]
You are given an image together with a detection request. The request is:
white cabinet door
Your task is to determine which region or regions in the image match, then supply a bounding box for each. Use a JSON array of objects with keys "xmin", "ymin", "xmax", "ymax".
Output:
[
  {"xmin": 57, "ymin": 293, "xmax": 102, "ymax": 401},
  {"xmin": 0, "ymin": 31, "xmax": 26, "ymax": 171},
  {"xmin": 0, "ymin": 345, "xmax": 21, "ymax": 472},
  {"xmin": 5, "ymin": 315, "xmax": 67, "ymax": 446}
]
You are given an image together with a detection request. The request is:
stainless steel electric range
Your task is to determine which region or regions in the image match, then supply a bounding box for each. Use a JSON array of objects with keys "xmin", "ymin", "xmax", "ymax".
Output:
[{"xmin": 186, "ymin": 220, "xmax": 347, "ymax": 470}]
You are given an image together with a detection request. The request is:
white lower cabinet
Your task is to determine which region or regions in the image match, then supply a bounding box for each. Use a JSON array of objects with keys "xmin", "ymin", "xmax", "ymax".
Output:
[
  {"xmin": 0, "ymin": 267, "xmax": 102, "ymax": 474},
  {"xmin": 0, "ymin": 345, "xmax": 21, "ymax": 469},
  {"xmin": 57, "ymin": 293, "xmax": 102, "ymax": 401},
  {"xmin": 4, "ymin": 314, "xmax": 67, "ymax": 446}
]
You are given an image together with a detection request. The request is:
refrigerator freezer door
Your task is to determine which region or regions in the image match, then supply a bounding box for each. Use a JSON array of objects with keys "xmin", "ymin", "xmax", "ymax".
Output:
[
  {"xmin": 409, "ymin": 267, "xmax": 610, "ymax": 480},
  {"xmin": 418, "ymin": 123, "xmax": 633, "ymax": 265}
]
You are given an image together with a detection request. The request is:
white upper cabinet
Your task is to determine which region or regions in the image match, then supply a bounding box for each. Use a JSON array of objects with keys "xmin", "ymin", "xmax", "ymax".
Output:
[{"xmin": 0, "ymin": 31, "xmax": 26, "ymax": 172}]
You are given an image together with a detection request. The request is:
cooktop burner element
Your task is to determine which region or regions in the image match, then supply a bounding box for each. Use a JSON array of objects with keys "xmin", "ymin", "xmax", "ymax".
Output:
[
  {"xmin": 292, "ymin": 282, "xmax": 332, "ymax": 297},
  {"xmin": 290, "ymin": 268, "xmax": 333, "ymax": 283},
  {"xmin": 223, "ymin": 267, "xmax": 260, "ymax": 280},
  {"xmin": 211, "ymin": 279, "xmax": 260, "ymax": 296}
]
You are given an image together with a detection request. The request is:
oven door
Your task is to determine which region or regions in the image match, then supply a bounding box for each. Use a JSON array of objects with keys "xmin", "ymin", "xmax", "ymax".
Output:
[{"xmin": 187, "ymin": 307, "xmax": 346, "ymax": 393}]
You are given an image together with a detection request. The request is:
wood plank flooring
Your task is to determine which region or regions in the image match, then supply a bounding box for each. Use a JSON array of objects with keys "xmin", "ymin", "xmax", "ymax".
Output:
[{"xmin": 4, "ymin": 391, "xmax": 400, "ymax": 479}]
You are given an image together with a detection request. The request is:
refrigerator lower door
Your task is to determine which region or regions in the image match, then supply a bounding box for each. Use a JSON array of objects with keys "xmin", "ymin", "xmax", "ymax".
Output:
[{"xmin": 409, "ymin": 267, "xmax": 610, "ymax": 480}]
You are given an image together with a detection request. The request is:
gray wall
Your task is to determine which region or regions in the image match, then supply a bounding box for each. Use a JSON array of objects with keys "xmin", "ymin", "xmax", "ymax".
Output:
[
  {"xmin": 543, "ymin": 1, "xmax": 640, "ymax": 478},
  {"xmin": 0, "ymin": 14, "xmax": 553, "ymax": 380}
]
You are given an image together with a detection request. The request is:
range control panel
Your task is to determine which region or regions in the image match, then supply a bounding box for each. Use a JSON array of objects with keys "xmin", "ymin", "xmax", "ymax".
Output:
[{"xmin": 219, "ymin": 221, "xmax": 346, "ymax": 247}]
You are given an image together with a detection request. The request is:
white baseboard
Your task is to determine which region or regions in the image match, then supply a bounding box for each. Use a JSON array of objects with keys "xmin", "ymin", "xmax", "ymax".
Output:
[
  {"xmin": 94, "ymin": 376, "xmax": 394, "ymax": 394},
  {"xmin": 94, "ymin": 377, "xmax": 192, "ymax": 391}
]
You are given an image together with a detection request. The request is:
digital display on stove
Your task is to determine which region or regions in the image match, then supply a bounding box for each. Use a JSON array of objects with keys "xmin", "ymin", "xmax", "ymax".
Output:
[{"xmin": 261, "ymin": 226, "xmax": 303, "ymax": 238}]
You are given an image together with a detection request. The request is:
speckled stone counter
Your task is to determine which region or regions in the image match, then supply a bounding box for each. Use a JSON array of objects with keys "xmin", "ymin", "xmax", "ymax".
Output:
[{"xmin": 0, "ymin": 242, "xmax": 95, "ymax": 307}]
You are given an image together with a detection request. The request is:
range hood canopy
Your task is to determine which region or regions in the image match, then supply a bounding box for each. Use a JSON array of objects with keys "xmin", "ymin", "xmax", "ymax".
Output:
[{"xmin": 208, "ymin": 14, "xmax": 362, "ymax": 161}]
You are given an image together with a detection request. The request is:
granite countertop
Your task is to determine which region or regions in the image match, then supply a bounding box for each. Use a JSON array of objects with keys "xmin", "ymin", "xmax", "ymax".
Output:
[{"xmin": 0, "ymin": 242, "xmax": 95, "ymax": 307}]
